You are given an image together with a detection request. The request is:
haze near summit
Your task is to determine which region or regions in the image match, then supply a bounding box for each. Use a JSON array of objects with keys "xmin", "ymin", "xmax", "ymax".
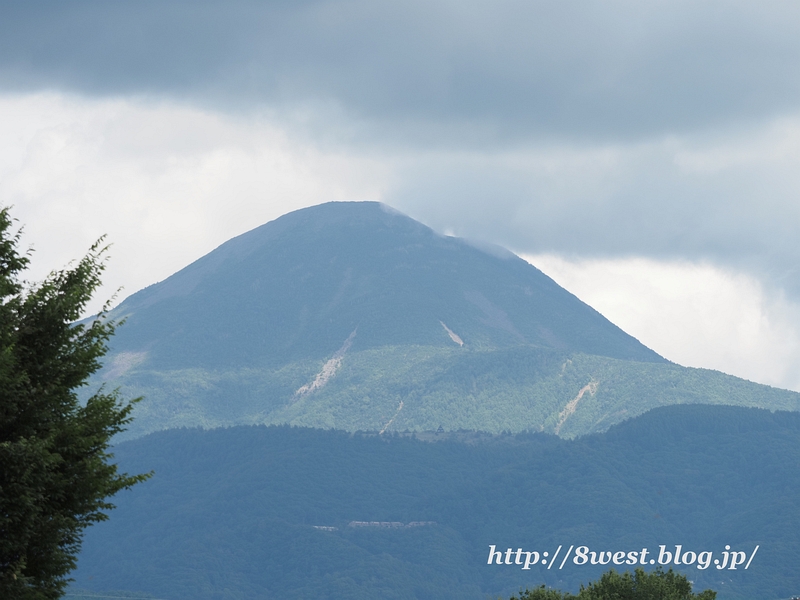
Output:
[{"xmin": 2, "ymin": 1, "xmax": 800, "ymax": 390}]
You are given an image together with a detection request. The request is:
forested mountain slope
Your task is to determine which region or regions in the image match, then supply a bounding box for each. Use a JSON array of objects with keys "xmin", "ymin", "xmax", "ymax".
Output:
[
  {"xmin": 92, "ymin": 202, "xmax": 800, "ymax": 439},
  {"xmin": 73, "ymin": 405, "xmax": 800, "ymax": 600}
]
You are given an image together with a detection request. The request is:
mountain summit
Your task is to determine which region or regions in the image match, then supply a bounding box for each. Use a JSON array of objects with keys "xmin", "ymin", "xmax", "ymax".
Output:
[
  {"xmin": 99, "ymin": 202, "xmax": 800, "ymax": 438},
  {"xmin": 110, "ymin": 201, "xmax": 662, "ymax": 368}
]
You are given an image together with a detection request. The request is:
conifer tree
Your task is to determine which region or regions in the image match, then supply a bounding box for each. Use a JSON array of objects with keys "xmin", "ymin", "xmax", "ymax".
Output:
[{"xmin": 0, "ymin": 208, "xmax": 149, "ymax": 599}]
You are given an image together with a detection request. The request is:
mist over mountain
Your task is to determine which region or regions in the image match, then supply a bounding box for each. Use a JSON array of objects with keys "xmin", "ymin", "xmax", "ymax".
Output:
[{"xmin": 95, "ymin": 202, "xmax": 800, "ymax": 439}]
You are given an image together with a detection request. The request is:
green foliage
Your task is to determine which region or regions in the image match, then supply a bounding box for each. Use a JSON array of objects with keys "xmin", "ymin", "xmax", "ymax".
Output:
[
  {"xmin": 106, "ymin": 344, "xmax": 800, "ymax": 442},
  {"xmin": 512, "ymin": 584, "xmax": 575, "ymax": 600},
  {"xmin": 576, "ymin": 568, "xmax": 715, "ymax": 600},
  {"xmin": 0, "ymin": 208, "xmax": 150, "ymax": 599},
  {"xmin": 512, "ymin": 568, "xmax": 716, "ymax": 600}
]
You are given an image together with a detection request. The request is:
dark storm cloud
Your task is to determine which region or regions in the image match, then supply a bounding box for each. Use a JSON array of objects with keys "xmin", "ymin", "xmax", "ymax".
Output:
[{"xmin": 3, "ymin": 0, "xmax": 800, "ymax": 144}]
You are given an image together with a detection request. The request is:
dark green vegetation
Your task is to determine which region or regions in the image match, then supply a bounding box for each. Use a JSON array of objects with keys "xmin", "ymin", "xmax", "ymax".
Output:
[
  {"xmin": 92, "ymin": 202, "xmax": 800, "ymax": 440},
  {"xmin": 512, "ymin": 568, "xmax": 716, "ymax": 600},
  {"xmin": 73, "ymin": 405, "xmax": 798, "ymax": 600},
  {"xmin": 0, "ymin": 209, "xmax": 149, "ymax": 599}
]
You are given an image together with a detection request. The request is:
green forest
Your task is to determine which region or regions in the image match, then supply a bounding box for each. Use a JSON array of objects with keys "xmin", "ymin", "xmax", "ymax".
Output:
[
  {"xmin": 106, "ymin": 344, "xmax": 800, "ymax": 441},
  {"xmin": 72, "ymin": 404, "xmax": 799, "ymax": 600}
]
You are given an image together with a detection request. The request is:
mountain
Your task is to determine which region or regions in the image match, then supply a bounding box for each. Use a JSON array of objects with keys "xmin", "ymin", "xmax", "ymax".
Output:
[
  {"xmin": 72, "ymin": 405, "xmax": 800, "ymax": 600},
  {"xmin": 94, "ymin": 201, "xmax": 800, "ymax": 439},
  {"xmin": 107, "ymin": 201, "xmax": 660, "ymax": 365}
]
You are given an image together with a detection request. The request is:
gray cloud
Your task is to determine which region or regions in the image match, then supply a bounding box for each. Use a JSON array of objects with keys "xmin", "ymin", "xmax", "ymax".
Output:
[
  {"xmin": 2, "ymin": 1, "xmax": 800, "ymax": 145},
  {"xmin": 386, "ymin": 127, "xmax": 800, "ymax": 295},
  {"xmin": 4, "ymin": 1, "xmax": 800, "ymax": 311}
]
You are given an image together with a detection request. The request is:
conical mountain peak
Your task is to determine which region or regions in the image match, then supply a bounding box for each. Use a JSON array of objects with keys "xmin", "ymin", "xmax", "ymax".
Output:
[
  {"xmin": 96, "ymin": 201, "xmax": 800, "ymax": 440},
  {"xmin": 108, "ymin": 201, "xmax": 663, "ymax": 370}
]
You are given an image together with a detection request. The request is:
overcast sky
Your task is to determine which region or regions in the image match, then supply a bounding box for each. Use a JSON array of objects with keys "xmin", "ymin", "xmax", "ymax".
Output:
[{"xmin": 3, "ymin": 1, "xmax": 800, "ymax": 390}]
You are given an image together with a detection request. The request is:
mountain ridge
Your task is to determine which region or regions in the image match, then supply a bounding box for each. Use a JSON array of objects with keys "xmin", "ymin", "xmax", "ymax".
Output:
[
  {"xmin": 89, "ymin": 201, "xmax": 800, "ymax": 440},
  {"xmin": 106, "ymin": 201, "xmax": 664, "ymax": 368}
]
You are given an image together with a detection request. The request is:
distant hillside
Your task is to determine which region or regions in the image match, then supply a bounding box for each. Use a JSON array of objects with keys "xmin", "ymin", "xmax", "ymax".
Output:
[
  {"xmin": 90, "ymin": 202, "xmax": 800, "ymax": 439},
  {"xmin": 74, "ymin": 405, "xmax": 800, "ymax": 600}
]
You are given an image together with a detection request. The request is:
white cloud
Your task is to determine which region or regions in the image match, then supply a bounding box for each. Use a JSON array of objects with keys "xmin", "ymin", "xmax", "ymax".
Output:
[
  {"xmin": 4, "ymin": 91, "xmax": 800, "ymax": 393},
  {"xmin": 525, "ymin": 254, "xmax": 800, "ymax": 392},
  {"xmin": 0, "ymin": 93, "xmax": 388, "ymax": 314}
]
